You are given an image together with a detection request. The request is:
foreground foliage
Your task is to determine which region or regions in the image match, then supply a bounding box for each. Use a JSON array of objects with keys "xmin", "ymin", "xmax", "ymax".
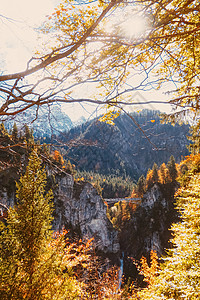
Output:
[
  {"xmin": 0, "ymin": 151, "xmax": 81, "ymax": 300},
  {"xmin": 135, "ymin": 167, "xmax": 200, "ymax": 299},
  {"xmin": 0, "ymin": 150, "xmax": 127, "ymax": 299}
]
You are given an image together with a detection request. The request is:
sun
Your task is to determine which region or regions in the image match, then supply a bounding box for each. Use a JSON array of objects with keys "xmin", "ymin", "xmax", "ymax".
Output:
[
  {"xmin": 121, "ymin": 15, "xmax": 147, "ymax": 40},
  {"xmin": 104, "ymin": 6, "xmax": 149, "ymax": 42}
]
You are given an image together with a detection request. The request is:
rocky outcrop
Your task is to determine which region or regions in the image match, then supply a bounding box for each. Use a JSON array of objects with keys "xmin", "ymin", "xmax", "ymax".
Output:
[
  {"xmin": 119, "ymin": 182, "xmax": 179, "ymax": 281},
  {"xmin": 0, "ymin": 167, "xmax": 19, "ymax": 208},
  {"xmin": 45, "ymin": 169, "xmax": 120, "ymax": 254},
  {"xmin": 121, "ymin": 182, "xmax": 178, "ymax": 256},
  {"xmin": 0, "ymin": 163, "xmax": 120, "ymax": 256}
]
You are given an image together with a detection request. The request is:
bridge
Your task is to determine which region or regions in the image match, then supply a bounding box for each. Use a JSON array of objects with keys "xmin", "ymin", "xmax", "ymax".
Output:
[{"xmin": 104, "ymin": 197, "xmax": 141, "ymax": 206}]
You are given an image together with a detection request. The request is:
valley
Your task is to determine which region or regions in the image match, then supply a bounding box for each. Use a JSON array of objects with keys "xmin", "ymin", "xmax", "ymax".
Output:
[{"xmin": 0, "ymin": 112, "xmax": 188, "ymax": 288}]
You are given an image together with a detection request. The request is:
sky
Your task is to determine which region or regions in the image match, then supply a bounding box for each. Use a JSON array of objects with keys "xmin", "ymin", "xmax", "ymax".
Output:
[
  {"xmin": 0, "ymin": 0, "xmax": 58, "ymax": 72},
  {"xmin": 0, "ymin": 0, "xmax": 172, "ymax": 121}
]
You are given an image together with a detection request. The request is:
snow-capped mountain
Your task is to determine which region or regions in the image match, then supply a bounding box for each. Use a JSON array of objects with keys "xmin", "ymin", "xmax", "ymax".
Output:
[{"xmin": 4, "ymin": 105, "xmax": 74, "ymax": 137}]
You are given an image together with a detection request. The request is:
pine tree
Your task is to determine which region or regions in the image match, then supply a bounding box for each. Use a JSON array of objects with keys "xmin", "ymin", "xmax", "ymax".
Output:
[
  {"xmin": 137, "ymin": 175, "xmax": 146, "ymax": 196},
  {"xmin": 146, "ymin": 168, "xmax": 154, "ymax": 189},
  {"xmin": 0, "ymin": 122, "xmax": 8, "ymax": 137},
  {"xmin": 0, "ymin": 151, "xmax": 81, "ymax": 300},
  {"xmin": 24, "ymin": 124, "xmax": 34, "ymax": 143},
  {"xmin": 159, "ymin": 163, "xmax": 167, "ymax": 184},
  {"xmin": 152, "ymin": 163, "xmax": 159, "ymax": 183},
  {"xmin": 11, "ymin": 122, "xmax": 18, "ymax": 142},
  {"xmin": 167, "ymin": 155, "xmax": 177, "ymax": 182},
  {"xmin": 66, "ymin": 160, "xmax": 74, "ymax": 174},
  {"xmin": 160, "ymin": 174, "xmax": 200, "ymax": 299}
]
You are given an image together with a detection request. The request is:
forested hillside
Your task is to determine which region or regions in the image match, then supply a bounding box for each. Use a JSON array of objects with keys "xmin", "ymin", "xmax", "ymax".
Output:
[{"xmin": 57, "ymin": 110, "xmax": 189, "ymax": 180}]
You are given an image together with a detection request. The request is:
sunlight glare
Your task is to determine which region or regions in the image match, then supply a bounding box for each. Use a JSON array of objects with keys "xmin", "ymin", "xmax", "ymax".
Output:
[
  {"xmin": 121, "ymin": 15, "xmax": 147, "ymax": 40},
  {"xmin": 104, "ymin": 6, "xmax": 149, "ymax": 42}
]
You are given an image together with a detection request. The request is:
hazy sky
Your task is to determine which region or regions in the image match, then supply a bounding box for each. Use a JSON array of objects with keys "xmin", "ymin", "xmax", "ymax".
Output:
[
  {"xmin": 0, "ymin": 0, "xmax": 58, "ymax": 72},
  {"xmin": 0, "ymin": 0, "xmax": 172, "ymax": 121}
]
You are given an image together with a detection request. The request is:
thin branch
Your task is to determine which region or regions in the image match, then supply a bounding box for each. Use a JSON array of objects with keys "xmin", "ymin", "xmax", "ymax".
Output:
[{"xmin": 0, "ymin": 0, "xmax": 121, "ymax": 82}]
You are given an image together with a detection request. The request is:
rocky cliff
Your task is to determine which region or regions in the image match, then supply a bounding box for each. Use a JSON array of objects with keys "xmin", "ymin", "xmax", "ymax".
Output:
[
  {"xmin": 119, "ymin": 182, "xmax": 179, "ymax": 281},
  {"xmin": 46, "ymin": 168, "xmax": 120, "ymax": 254},
  {"xmin": 0, "ymin": 159, "xmax": 120, "ymax": 256},
  {"xmin": 0, "ymin": 150, "xmax": 180, "ymax": 283}
]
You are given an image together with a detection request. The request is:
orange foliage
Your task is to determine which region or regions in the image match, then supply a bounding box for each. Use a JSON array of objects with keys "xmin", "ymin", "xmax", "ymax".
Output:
[
  {"xmin": 53, "ymin": 150, "xmax": 64, "ymax": 165},
  {"xmin": 128, "ymin": 201, "xmax": 137, "ymax": 212},
  {"xmin": 139, "ymin": 250, "xmax": 159, "ymax": 286},
  {"xmin": 76, "ymin": 177, "xmax": 85, "ymax": 182},
  {"xmin": 51, "ymin": 229, "xmax": 93, "ymax": 272},
  {"xmin": 180, "ymin": 153, "xmax": 200, "ymax": 172},
  {"xmin": 164, "ymin": 168, "xmax": 171, "ymax": 183}
]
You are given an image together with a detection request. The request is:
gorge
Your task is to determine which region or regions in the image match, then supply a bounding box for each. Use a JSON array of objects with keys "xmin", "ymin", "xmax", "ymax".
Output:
[
  {"xmin": 0, "ymin": 115, "xmax": 182, "ymax": 282},
  {"xmin": 0, "ymin": 146, "xmax": 178, "ymax": 282}
]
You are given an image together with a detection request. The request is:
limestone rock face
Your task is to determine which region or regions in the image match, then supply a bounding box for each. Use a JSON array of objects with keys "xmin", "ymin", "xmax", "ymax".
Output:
[
  {"xmin": 51, "ymin": 171, "xmax": 120, "ymax": 254},
  {"xmin": 0, "ymin": 163, "xmax": 120, "ymax": 255},
  {"xmin": 119, "ymin": 182, "xmax": 179, "ymax": 280},
  {"xmin": 120, "ymin": 183, "xmax": 178, "ymax": 258}
]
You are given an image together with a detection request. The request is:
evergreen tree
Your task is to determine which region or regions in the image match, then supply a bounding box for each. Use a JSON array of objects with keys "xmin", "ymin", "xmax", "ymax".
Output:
[
  {"xmin": 11, "ymin": 122, "xmax": 18, "ymax": 142},
  {"xmin": 0, "ymin": 151, "xmax": 81, "ymax": 300},
  {"xmin": 66, "ymin": 160, "xmax": 75, "ymax": 175},
  {"xmin": 152, "ymin": 163, "xmax": 159, "ymax": 183},
  {"xmin": 167, "ymin": 155, "xmax": 177, "ymax": 182},
  {"xmin": 137, "ymin": 175, "xmax": 146, "ymax": 196},
  {"xmin": 0, "ymin": 122, "xmax": 8, "ymax": 137},
  {"xmin": 24, "ymin": 124, "xmax": 34, "ymax": 143},
  {"xmin": 146, "ymin": 168, "xmax": 154, "ymax": 189},
  {"xmin": 159, "ymin": 163, "xmax": 167, "ymax": 184},
  {"xmin": 187, "ymin": 122, "xmax": 200, "ymax": 154}
]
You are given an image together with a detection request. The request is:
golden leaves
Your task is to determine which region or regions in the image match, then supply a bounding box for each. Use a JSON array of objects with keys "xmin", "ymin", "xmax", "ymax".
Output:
[{"xmin": 99, "ymin": 110, "xmax": 120, "ymax": 125}]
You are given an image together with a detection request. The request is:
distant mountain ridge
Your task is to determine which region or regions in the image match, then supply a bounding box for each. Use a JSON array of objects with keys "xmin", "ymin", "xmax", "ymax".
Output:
[
  {"xmin": 3, "ymin": 108, "xmax": 190, "ymax": 180},
  {"xmin": 58, "ymin": 109, "xmax": 190, "ymax": 180},
  {"xmin": 3, "ymin": 106, "xmax": 84, "ymax": 138}
]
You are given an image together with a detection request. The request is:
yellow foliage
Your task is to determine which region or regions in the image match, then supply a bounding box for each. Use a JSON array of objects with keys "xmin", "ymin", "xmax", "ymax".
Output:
[
  {"xmin": 146, "ymin": 169, "xmax": 154, "ymax": 188},
  {"xmin": 136, "ymin": 173, "xmax": 200, "ymax": 300},
  {"xmin": 139, "ymin": 250, "xmax": 159, "ymax": 286},
  {"xmin": 99, "ymin": 110, "xmax": 121, "ymax": 125}
]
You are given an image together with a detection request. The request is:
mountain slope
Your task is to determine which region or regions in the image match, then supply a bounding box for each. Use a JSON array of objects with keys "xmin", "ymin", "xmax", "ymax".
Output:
[
  {"xmin": 59, "ymin": 110, "xmax": 189, "ymax": 180},
  {"xmin": 4, "ymin": 106, "xmax": 73, "ymax": 138}
]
